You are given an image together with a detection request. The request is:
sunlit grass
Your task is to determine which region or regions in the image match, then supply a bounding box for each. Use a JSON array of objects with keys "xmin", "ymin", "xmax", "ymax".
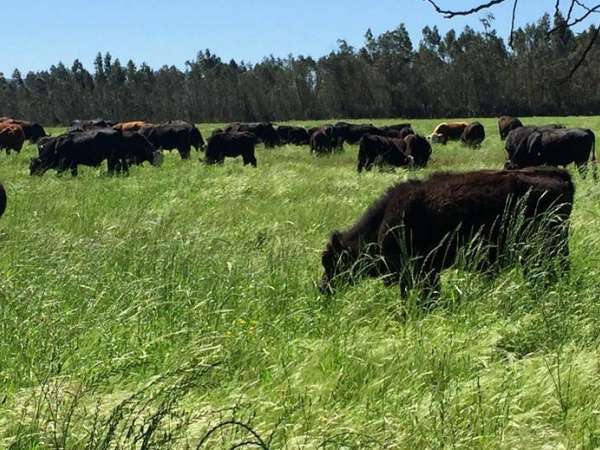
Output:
[{"xmin": 1, "ymin": 117, "xmax": 600, "ymax": 449}]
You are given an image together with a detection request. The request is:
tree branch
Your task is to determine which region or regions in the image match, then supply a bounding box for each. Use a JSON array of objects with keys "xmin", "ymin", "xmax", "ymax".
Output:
[
  {"xmin": 561, "ymin": 24, "xmax": 600, "ymax": 81},
  {"xmin": 424, "ymin": 0, "xmax": 509, "ymax": 18}
]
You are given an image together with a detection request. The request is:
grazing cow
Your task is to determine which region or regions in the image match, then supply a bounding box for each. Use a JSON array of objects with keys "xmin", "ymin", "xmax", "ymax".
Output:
[
  {"xmin": 0, "ymin": 183, "xmax": 6, "ymax": 219},
  {"xmin": 404, "ymin": 134, "xmax": 432, "ymax": 168},
  {"xmin": 226, "ymin": 122, "xmax": 279, "ymax": 148},
  {"xmin": 30, "ymin": 129, "xmax": 162, "ymax": 176},
  {"xmin": 430, "ymin": 122, "xmax": 469, "ymax": 144},
  {"xmin": 310, "ymin": 127, "xmax": 337, "ymax": 154},
  {"xmin": 0, "ymin": 118, "xmax": 47, "ymax": 143},
  {"xmin": 357, "ymin": 135, "xmax": 414, "ymax": 172},
  {"xmin": 113, "ymin": 121, "xmax": 152, "ymax": 132},
  {"xmin": 498, "ymin": 116, "xmax": 523, "ymax": 140},
  {"xmin": 277, "ymin": 125, "xmax": 310, "ymax": 145},
  {"xmin": 334, "ymin": 122, "xmax": 379, "ymax": 145},
  {"xmin": 320, "ymin": 168, "xmax": 574, "ymax": 298},
  {"xmin": 461, "ymin": 122, "xmax": 486, "ymax": 148},
  {"xmin": 165, "ymin": 120, "xmax": 205, "ymax": 151},
  {"xmin": 140, "ymin": 123, "xmax": 198, "ymax": 160},
  {"xmin": 205, "ymin": 132, "xmax": 257, "ymax": 167},
  {"xmin": 506, "ymin": 126, "xmax": 596, "ymax": 176},
  {"xmin": 69, "ymin": 119, "xmax": 116, "ymax": 132},
  {"xmin": 381, "ymin": 123, "xmax": 412, "ymax": 133},
  {"xmin": 0, "ymin": 124, "xmax": 26, "ymax": 154}
]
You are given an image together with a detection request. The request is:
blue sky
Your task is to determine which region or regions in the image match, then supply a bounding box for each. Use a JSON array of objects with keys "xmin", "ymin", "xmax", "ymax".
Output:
[{"xmin": 3, "ymin": 1, "xmax": 567, "ymax": 75}]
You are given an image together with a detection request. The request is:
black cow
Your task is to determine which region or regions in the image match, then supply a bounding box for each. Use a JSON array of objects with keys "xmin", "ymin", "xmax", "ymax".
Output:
[
  {"xmin": 357, "ymin": 135, "xmax": 414, "ymax": 172},
  {"xmin": 461, "ymin": 122, "xmax": 486, "ymax": 148},
  {"xmin": 380, "ymin": 124, "xmax": 414, "ymax": 139},
  {"xmin": 498, "ymin": 116, "xmax": 523, "ymax": 140},
  {"xmin": 226, "ymin": 122, "xmax": 279, "ymax": 148},
  {"xmin": 334, "ymin": 122, "xmax": 379, "ymax": 145},
  {"xmin": 320, "ymin": 168, "xmax": 574, "ymax": 298},
  {"xmin": 69, "ymin": 119, "xmax": 116, "ymax": 133},
  {"xmin": 165, "ymin": 120, "xmax": 206, "ymax": 151},
  {"xmin": 310, "ymin": 127, "xmax": 337, "ymax": 154},
  {"xmin": 277, "ymin": 125, "xmax": 310, "ymax": 145},
  {"xmin": 205, "ymin": 132, "xmax": 257, "ymax": 167},
  {"xmin": 505, "ymin": 126, "xmax": 596, "ymax": 176},
  {"xmin": 140, "ymin": 123, "xmax": 200, "ymax": 160},
  {"xmin": 0, "ymin": 183, "xmax": 6, "ymax": 219},
  {"xmin": 30, "ymin": 129, "xmax": 162, "ymax": 176},
  {"xmin": 404, "ymin": 134, "xmax": 432, "ymax": 168}
]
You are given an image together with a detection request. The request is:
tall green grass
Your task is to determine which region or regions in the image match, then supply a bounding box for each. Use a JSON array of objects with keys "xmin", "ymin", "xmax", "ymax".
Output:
[{"xmin": 1, "ymin": 117, "xmax": 600, "ymax": 449}]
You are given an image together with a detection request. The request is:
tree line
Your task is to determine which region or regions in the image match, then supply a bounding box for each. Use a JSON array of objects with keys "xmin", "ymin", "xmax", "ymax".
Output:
[{"xmin": 2, "ymin": 12, "xmax": 599, "ymax": 125}]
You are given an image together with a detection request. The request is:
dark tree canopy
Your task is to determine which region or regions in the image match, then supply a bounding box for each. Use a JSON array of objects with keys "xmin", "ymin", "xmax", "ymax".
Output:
[{"xmin": 2, "ymin": 11, "xmax": 600, "ymax": 124}]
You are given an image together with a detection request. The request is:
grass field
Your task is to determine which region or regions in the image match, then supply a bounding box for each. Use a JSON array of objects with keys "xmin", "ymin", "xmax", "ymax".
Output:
[{"xmin": 2, "ymin": 117, "xmax": 600, "ymax": 449}]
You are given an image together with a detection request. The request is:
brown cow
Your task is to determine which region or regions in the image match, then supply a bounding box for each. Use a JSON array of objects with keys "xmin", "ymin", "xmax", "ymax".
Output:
[
  {"xmin": 0, "ymin": 118, "xmax": 47, "ymax": 142},
  {"xmin": 498, "ymin": 116, "xmax": 523, "ymax": 140},
  {"xmin": 320, "ymin": 167, "xmax": 573, "ymax": 299},
  {"xmin": 0, "ymin": 124, "xmax": 26, "ymax": 154},
  {"xmin": 113, "ymin": 121, "xmax": 153, "ymax": 132},
  {"xmin": 430, "ymin": 122, "xmax": 469, "ymax": 144}
]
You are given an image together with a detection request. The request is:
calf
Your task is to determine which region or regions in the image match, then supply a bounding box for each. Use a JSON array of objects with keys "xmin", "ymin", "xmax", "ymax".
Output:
[{"xmin": 320, "ymin": 168, "xmax": 574, "ymax": 299}]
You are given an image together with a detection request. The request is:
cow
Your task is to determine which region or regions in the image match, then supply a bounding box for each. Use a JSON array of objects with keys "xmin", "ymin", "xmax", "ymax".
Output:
[
  {"xmin": 140, "ymin": 123, "xmax": 199, "ymax": 160},
  {"xmin": 113, "ymin": 121, "xmax": 152, "ymax": 132},
  {"xmin": 277, "ymin": 125, "xmax": 310, "ymax": 145},
  {"xmin": 505, "ymin": 126, "xmax": 596, "ymax": 177},
  {"xmin": 205, "ymin": 132, "xmax": 257, "ymax": 167},
  {"xmin": 357, "ymin": 135, "xmax": 414, "ymax": 172},
  {"xmin": 404, "ymin": 134, "xmax": 432, "ymax": 168},
  {"xmin": 334, "ymin": 122, "xmax": 379, "ymax": 145},
  {"xmin": 310, "ymin": 127, "xmax": 337, "ymax": 154},
  {"xmin": 430, "ymin": 122, "xmax": 469, "ymax": 144},
  {"xmin": 461, "ymin": 122, "xmax": 486, "ymax": 148},
  {"xmin": 0, "ymin": 118, "xmax": 47, "ymax": 143},
  {"xmin": 0, "ymin": 124, "xmax": 26, "ymax": 154},
  {"xmin": 165, "ymin": 120, "xmax": 205, "ymax": 151},
  {"xmin": 0, "ymin": 183, "xmax": 6, "ymax": 219},
  {"xmin": 225, "ymin": 122, "xmax": 279, "ymax": 148},
  {"xmin": 29, "ymin": 129, "xmax": 162, "ymax": 176},
  {"xmin": 69, "ymin": 119, "xmax": 116, "ymax": 132},
  {"xmin": 320, "ymin": 168, "xmax": 574, "ymax": 299},
  {"xmin": 498, "ymin": 116, "xmax": 523, "ymax": 140}
]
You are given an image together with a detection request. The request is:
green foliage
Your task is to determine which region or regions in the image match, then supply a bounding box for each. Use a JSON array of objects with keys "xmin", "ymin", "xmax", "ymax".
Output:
[
  {"xmin": 1, "ymin": 117, "xmax": 600, "ymax": 449},
  {"xmin": 4, "ymin": 14, "xmax": 600, "ymax": 123}
]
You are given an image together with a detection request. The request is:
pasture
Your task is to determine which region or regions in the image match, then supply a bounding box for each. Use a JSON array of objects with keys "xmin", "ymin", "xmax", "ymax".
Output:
[{"xmin": 2, "ymin": 117, "xmax": 600, "ymax": 449}]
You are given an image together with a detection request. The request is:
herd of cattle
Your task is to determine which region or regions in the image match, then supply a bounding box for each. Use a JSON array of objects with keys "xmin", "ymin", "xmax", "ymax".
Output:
[
  {"xmin": 0, "ymin": 116, "xmax": 595, "ymax": 177},
  {"xmin": 0, "ymin": 115, "xmax": 596, "ymax": 299}
]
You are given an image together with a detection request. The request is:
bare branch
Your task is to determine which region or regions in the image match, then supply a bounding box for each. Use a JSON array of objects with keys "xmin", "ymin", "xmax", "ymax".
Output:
[
  {"xmin": 561, "ymin": 24, "xmax": 600, "ymax": 81},
  {"xmin": 509, "ymin": 0, "xmax": 519, "ymax": 48},
  {"xmin": 424, "ymin": 0, "xmax": 509, "ymax": 18}
]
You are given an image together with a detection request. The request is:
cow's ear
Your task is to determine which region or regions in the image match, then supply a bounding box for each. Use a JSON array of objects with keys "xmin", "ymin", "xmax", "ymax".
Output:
[{"xmin": 331, "ymin": 231, "xmax": 344, "ymax": 252}]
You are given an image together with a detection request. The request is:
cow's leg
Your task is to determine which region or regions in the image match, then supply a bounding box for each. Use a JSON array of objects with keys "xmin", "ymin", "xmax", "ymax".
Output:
[
  {"xmin": 178, "ymin": 146, "xmax": 191, "ymax": 160},
  {"xmin": 576, "ymin": 161, "xmax": 588, "ymax": 179},
  {"xmin": 107, "ymin": 157, "xmax": 116, "ymax": 175},
  {"xmin": 70, "ymin": 161, "xmax": 78, "ymax": 177}
]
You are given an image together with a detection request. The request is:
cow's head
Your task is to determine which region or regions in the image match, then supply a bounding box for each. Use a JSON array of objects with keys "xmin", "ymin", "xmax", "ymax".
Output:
[
  {"xmin": 29, "ymin": 157, "xmax": 50, "ymax": 176},
  {"xmin": 190, "ymin": 127, "xmax": 205, "ymax": 151},
  {"xmin": 320, "ymin": 231, "xmax": 356, "ymax": 294}
]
